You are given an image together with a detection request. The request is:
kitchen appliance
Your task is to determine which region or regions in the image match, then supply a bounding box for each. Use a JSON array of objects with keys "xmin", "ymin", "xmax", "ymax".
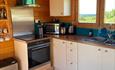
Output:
[
  {"xmin": 68, "ymin": 25, "xmax": 75, "ymax": 34},
  {"xmin": 43, "ymin": 23, "xmax": 61, "ymax": 35},
  {"xmin": 0, "ymin": 58, "xmax": 18, "ymax": 70},
  {"xmin": 28, "ymin": 38, "xmax": 50, "ymax": 68},
  {"xmin": 34, "ymin": 20, "xmax": 43, "ymax": 37},
  {"xmin": 15, "ymin": 34, "xmax": 51, "ymax": 69},
  {"xmin": 60, "ymin": 27, "xmax": 66, "ymax": 35}
]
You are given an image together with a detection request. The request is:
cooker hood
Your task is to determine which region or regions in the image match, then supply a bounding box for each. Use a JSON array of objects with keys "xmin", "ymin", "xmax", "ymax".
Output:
[{"xmin": 16, "ymin": 0, "xmax": 40, "ymax": 7}]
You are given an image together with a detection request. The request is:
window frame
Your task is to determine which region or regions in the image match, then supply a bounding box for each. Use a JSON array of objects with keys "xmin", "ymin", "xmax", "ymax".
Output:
[
  {"xmin": 100, "ymin": 0, "xmax": 115, "ymax": 29},
  {"xmin": 75, "ymin": 0, "xmax": 115, "ymax": 29}
]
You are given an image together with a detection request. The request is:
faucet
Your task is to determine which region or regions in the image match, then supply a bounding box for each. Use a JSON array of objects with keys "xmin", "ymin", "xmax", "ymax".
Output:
[{"xmin": 104, "ymin": 24, "xmax": 113, "ymax": 44}]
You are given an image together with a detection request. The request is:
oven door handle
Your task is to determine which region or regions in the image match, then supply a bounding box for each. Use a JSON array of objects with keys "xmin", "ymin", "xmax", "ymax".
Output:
[{"xmin": 28, "ymin": 43, "xmax": 50, "ymax": 50}]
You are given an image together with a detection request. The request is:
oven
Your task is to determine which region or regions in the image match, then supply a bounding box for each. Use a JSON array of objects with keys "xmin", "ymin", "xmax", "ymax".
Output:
[{"xmin": 28, "ymin": 39, "xmax": 50, "ymax": 68}]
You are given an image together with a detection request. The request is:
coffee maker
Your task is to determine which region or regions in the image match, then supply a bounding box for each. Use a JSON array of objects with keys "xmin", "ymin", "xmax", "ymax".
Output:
[{"xmin": 34, "ymin": 19, "xmax": 43, "ymax": 37}]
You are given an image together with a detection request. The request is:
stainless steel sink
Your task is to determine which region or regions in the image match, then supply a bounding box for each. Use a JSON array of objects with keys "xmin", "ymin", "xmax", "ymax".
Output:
[
  {"xmin": 82, "ymin": 37, "xmax": 106, "ymax": 42},
  {"xmin": 81, "ymin": 37, "xmax": 115, "ymax": 47}
]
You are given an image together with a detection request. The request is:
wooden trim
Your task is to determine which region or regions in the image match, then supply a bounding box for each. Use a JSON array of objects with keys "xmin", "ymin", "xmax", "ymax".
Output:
[
  {"xmin": 75, "ymin": 0, "xmax": 115, "ymax": 29},
  {"xmin": 76, "ymin": 0, "xmax": 99, "ymax": 28},
  {"xmin": 100, "ymin": 0, "xmax": 115, "ymax": 29}
]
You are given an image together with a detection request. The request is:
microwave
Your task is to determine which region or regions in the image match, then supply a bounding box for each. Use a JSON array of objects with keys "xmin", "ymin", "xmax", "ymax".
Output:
[{"xmin": 43, "ymin": 23, "xmax": 61, "ymax": 34}]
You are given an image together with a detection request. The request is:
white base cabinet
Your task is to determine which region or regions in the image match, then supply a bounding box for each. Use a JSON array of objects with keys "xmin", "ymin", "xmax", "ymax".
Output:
[
  {"xmin": 101, "ymin": 47, "xmax": 115, "ymax": 70},
  {"xmin": 53, "ymin": 38, "xmax": 77, "ymax": 70},
  {"xmin": 52, "ymin": 38, "xmax": 115, "ymax": 70},
  {"xmin": 78, "ymin": 43, "xmax": 99, "ymax": 70},
  {"xmin": 78, "ymin": 43, "xmax": 115, "ymax": 70}
]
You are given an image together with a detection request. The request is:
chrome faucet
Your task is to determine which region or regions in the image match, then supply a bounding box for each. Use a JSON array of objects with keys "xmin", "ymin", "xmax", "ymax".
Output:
[{"xmin": 104, "ymin": 24, "xmax": 114, "ymax": 44}]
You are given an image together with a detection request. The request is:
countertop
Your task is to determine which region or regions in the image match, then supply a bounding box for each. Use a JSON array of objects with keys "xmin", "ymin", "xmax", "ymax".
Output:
[{"xmin": 48, "ymin": 35, "xmax": 115, "ymax": 49}]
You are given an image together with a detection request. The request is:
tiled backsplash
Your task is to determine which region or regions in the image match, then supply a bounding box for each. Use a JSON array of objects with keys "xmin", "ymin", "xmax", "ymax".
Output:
[
  {"xmin": 76, "ymin": 27, "xmax": 98, "ymax": 36},
  {"xmin": 76, "ymin": 27, "xmax": 115, "ymax": 39},
  {"xmin": 62, "ymin": 22, "xmax": 115, "ymax": 39}
]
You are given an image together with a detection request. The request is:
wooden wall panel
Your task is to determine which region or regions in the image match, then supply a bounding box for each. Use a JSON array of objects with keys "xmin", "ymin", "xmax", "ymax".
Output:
[
  {"xmin": 0, "ymin": 39, "xmax": 14, "ymax": 60},
  {"xmin": 0, "ymin": 0, "xmax": 14, "ymax": 60},
  {"xmin": 0, "ymin": 0, "xmax": 50, "ymax": 60},
  {"xmin": 34, "ymin": 0, "xmax": 51, "ymax": 22}
]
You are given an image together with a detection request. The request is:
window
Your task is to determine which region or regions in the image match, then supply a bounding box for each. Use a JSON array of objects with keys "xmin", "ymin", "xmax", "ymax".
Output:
[
  {"xmin": 78, "ymin": 0, "xmax": 97, "ymax": 23},
  {"xmin": 104, "ymin": 0, "xmax": 115, "ymax": 24}
]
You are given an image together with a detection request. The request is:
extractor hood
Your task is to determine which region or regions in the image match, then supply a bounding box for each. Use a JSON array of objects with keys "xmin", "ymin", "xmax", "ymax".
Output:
[{"xmin": 16, "ymin": 0, "xmax": 40, "ymax": 7}]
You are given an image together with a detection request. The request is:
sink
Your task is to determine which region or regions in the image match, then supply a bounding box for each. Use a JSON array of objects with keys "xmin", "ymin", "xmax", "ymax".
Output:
[
  {"xmin": 81, "ymin": 37, "xmax": 106, "ymax": 43},
  {"xmin": 81, "ymin": 37, "xmax": 115, "ymax": 47}
]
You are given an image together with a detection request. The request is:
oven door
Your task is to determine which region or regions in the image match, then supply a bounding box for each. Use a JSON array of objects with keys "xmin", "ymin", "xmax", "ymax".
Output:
[{"xmin": 28, "ymin": 43, "xmax": 50, "ymax": 68}]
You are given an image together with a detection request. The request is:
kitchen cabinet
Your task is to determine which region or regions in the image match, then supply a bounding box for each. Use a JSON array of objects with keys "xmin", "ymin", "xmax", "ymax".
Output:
[
  {"xmin": 50, "ymin": 0, "xmax": 71, "ymax": 16},
  {"xmin": 53, "ymin": 38, "xmax": 67, "ymax": 70},
  {"xmin": 66, "ymin": 41, "xmax": 77, "ymax": 70},
  {"xmin": 78, "ymin": 43, "xmax": 115, "ymax": 70},
  {"xmin": 78, "ymin": 43, "xmax": 100, "ymax": 70},
  {"xmin": 101, "ymin": 47, "xmax": 115, "ymax": 70},
  {"xmin": 52, "ymin": 38, "xmax": 77, "ymax": 70}
]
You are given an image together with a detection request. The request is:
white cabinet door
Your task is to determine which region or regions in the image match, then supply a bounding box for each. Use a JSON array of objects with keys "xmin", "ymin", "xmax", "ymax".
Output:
[
  {"xmin": 50, "ymin": 0, "xmax": 71, "ymax": 16},
  {"xmin": 66, "ymin": 41, "xmax": 77, "ymax": 70},
  {"xmin": 53, "ymin": 39, "xmax": 67, "ymax": 70},
  {"xmin": 102, "ymin": 48, "xmax": 115, "ymax": 70},
  {"xmin": 78, "ymin": 43, "xmax": 99, "ymax": 70}
]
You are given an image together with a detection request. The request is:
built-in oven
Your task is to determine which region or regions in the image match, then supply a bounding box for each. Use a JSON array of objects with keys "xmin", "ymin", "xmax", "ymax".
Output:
[{"xmin": 28, "ymin": 38, "xmax": 50, "ymax": 68}]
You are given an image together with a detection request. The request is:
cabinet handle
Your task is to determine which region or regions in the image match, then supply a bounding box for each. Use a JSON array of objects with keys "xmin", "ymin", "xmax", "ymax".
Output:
[
  {"xmin": 70, "ymin": 62, "xmax": 73, "ymax": 64},
  {"xmin": 61, "ymin": 12, "xmax": 63, "ymax": 15},
  {"xmin": 98, "ymin": 49, "xmax": 101, "ymax": 51},
  {"xmin": 70, "ymin": 49, "xmax": 73, "ymax": 52},
  {"xmin": 70, "ymin": 43, "xmax": 72, "ymax": 44},
  {"xmin": 105, "ymin": 50, "xmax": 108, "ymax": 52},
  {"xmin": 62, "ymin": 42, "xmax": 65, "ymax": 44}
]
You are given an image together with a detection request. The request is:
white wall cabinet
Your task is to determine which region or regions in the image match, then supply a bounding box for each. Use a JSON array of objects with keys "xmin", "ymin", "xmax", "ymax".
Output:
[
  {"xmin": 50, "ymin": 0, "xmax": 71, "ymax": 16},
  {"xmin": 53, "ymin": 38, "xmax": 77, "ymax": 70},
  {"xmin": 78, "ymin": 43, "xmax": 115, "ymax": 70}
]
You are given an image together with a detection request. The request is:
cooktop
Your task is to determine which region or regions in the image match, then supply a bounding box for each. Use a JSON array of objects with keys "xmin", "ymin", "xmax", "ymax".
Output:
[{"xmin": 14, "ymin": 34, "xmax": 49, "ymax": 41}]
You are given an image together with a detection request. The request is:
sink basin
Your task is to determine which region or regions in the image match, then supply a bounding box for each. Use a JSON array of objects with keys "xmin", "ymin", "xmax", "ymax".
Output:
[
  {"xmin": 82, "ymin": 37, "xmax": 106, "ymax": 43},
  {"xmin": 81, "ymin": 37, "xmax": 115, "ymax": 47}
]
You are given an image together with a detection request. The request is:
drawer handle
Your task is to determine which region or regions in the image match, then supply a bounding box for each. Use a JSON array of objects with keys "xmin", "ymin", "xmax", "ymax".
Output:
[
  {"xmin": 61, "ymin": 12, "xmax": 63, "ymax": 15},
  {"xmin": 98, "ymin": 49, "xmax": 101, "ymax": 51},
  {"xmin": 70, "ymin": 62, "xmax": 73, "ymax": 64},
  {"xmin": 70, "ymin": 49, "xmax": 73, "ymax": 52},
  {"xmin": 70, "ymin": 43, "xmax": 72, "ymax": 44},
  {"xmin": 63, "ymin": 42, "xmax": 65, "ymax": 44},
  {"xmin": 105, "ymin": 50, "xmax": 108, "ymax": 52}
]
